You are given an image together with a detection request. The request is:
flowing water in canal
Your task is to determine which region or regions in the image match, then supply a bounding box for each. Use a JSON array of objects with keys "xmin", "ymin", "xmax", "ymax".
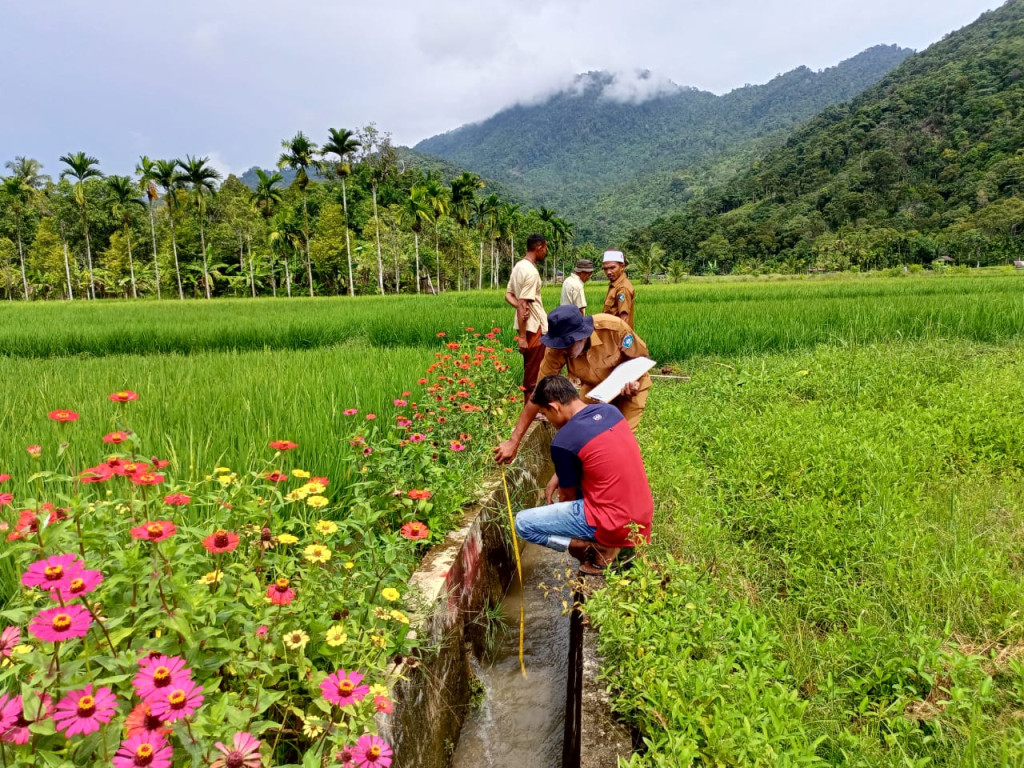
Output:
[{"xmin": 451, "ymin": 545, "xmax": 572, "ymax": 768}]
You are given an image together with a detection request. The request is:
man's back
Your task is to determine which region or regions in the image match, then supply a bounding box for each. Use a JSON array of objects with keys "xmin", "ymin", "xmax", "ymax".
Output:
[{"xmin": 560, "ymin": 273, "xmax": 586, "ymax": 312}]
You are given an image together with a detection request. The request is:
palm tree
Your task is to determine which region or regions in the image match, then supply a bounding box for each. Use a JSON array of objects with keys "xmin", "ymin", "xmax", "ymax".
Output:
[
  {"xmin": 480, "ymin": 194, "xmax": 502, "ymax": 288},
  {"xmin": 250, "ymin": 169, "xmax": 284, "ymax": 297},
  {"xmin": 1, "ymin": 176, "xmax": 30, "ymax": 299},
  {"xmin": 105, "ymin": 175, "xmax": 146, "ymax": 298},
  {"xmin": 401, "ymin": 185, "xmax": 432, "ymax": 294},
  {"xmin": 177, "ymin": 155, "xmax": 221, "ymax": 299},
  {"xmin": 59, "ymin": 152, "xmax": 103, "ymax": 299},
  {"xmin": 550, "ymin": 216, "xmax": 574, "ymax": 280},
  {"xmin": 357, "ymin": 125, "xmax": 398, "ymax": 295},
  {"xmin": 278, "ymin": 132, "xmax": 319, "ymax": 297},
  {"xmin": 269, "ymin": 210, "xmax": 302, "ymax": 298},
  {"xmin": 321, "ymin": 128, "xmax": 361, "ymax": 296},
  {"xmin": 424, "ymin": 179, "xmax": 450, "ymax": 293},
  {"xmin": 499, "ymin": 202, "xmax": 521, "ymax": 276},
  {"xmin": 5, "ymin": 157, "xmax": 47, "ymax": 189},
  {"xmin": 151, "ymin": 160, "xmax": 185, "ymax": 300},
  {"xmin": 136, "ymin": 156, "xmax": 162, "ymax": 299},
  {"xmin": 538, "ymin": 206, "xmax": 557, "ymax": 281}
]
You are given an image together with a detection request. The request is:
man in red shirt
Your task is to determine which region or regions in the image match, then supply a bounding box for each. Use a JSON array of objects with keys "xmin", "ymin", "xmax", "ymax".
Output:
[{"xmin": 514, "ymin": 375, "xmax": 653, "ymax": 573}]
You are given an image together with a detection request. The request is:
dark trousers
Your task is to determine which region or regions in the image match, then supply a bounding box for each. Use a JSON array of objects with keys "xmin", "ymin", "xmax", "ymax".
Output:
[{"xmin": 521, "ymin": 329, "xmax": 545, "ymax": 399}]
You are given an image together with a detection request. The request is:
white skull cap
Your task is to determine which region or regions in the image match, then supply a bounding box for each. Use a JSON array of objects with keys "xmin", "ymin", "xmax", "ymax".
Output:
[{"xmin": 602, "ymin": 250, "xmax": 624, "ymax": 264}]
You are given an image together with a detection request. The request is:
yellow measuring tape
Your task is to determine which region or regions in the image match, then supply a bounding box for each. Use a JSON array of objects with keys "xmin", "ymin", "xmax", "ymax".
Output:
[{"xmin": 500, "ymin": 466, "xmax": 527, "ymax": 678}]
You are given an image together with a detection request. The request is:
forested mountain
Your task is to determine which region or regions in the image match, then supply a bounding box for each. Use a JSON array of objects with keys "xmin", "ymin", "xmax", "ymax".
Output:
[
  {"xmin": 415, "ymin": 45, "xmax": 912, "ymax": 241},
  {"xmin": 628, "ymin": 0, "xmax": 1024, "ymax": 273}
]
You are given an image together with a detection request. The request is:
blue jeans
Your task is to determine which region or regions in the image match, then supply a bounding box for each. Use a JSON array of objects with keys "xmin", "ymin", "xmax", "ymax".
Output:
[{"xmin": 515, "ymin": 499, "xmax": 598, "ymax": 552}]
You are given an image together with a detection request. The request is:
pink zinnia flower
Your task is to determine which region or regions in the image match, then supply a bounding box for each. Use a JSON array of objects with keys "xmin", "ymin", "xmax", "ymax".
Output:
[
  {"xmin": 26, "ymin": 445, "xmax": 42, "ymax": 457},
  {"xmin": 147, "ymin": 680, "xmax": 204, "ymax": 722},
  {"xmin": 400, "ymin": 521, "xmax": 430, "ymax": 541},
  {"xmin": 269, "ymin": 440, "xmax": 298, "ymax": 451},
  {"xmin": 212, "ymin": 731, "xmax": 262, "ymax": 768},
  {"xmin": 0, "ymin": 627, "xmax": 21, "ymax": 657},
  {"xmin": 202, "ymin": 529, "xmax": 240, "ymax": 554},
  {"xmin": 29, "ymin": 604, "xmax": 92, "ymax": 643},
  {"xmin": 0, "ymin": 493, "xmax": 13, "ymax": 507},
  {"xmin": 53, "ymin": 685, "xmax": 118, "ymax": 737},
  {"xmin": 163, "ymin": 493, "xmax": 190, "ymax": 506},
  {"xmin": 113, "ymin": 733, "xmax": 173, "ymax": 768},
  {"xmin": 321, "ymin": 669, "xmax": 369, "ymax": 707},
  {"xmin": 353, "ymin": 733, "xmax": 393, "ymax": 767},
  {"xmin": 255, "ymin": 625, "xmax": 268, "ymax": 639},
  {"xmin": 374, "ymin": 695, "xmax": 393, "ymax": 714},
  {"xmin": 0, "ymin": 693, "xmax": 53, "ymax": 744},
  {"xmin": 124, "ymin": 703, "xmax": 171, "ymax": 740},
  {"xmin": 131, "ymin": 520, "xmax": 177, "ymax": 543},
  {"xmin": 48, "ymin": 409, "xmax": 79, "ymax": 423},
  {"xmin": 109, "ymin": 390, "xmax": 139, "ymax": 403},
  {"xmin": 393, "ymin": 399, "xmax": 407, "ymax": 407},
  {"xmin": 133, "ymin": 655, "xmax": 193, "ymax": 701},
  {"xmin": 50, "ymin": 569, "xmax": 104, "ymax": 602},
  {"xmin": 0, "ymin": 474, "xmax": 9, "ymax": 483},
  {"xmin": 410, "ymin": 433, "xmax": 426, "ymax": 443},
  {"xmin": 343, "ymin": 408, "xmax": 358, "ymax": 416},
  {"xmin": 449, "ymin": 441, "xmax": 466, "ymax": 452},
  {"xmin": 267, "ymin": 578, "xmax": 295, "ymax": 606},
  {"xmin": 103, "ymin": 431, "xmax": 130, "ymax": 444},
  {"xmin": 365, "ymin": 413, "xmax": 376, "ymax": 421}
]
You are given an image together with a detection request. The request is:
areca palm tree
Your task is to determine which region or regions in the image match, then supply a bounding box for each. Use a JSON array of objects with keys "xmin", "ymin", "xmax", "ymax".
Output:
[
  {"xmin": 401, "ymin": 185, "xmax": 432, "ymax": 294},
  {"xmin": 499, "ymin": 202, "xmax": 521, "ymax": 275},
  {"xmin": 59, "ymin": 152, "xmax": 103, "ymax": 299},
  {"xmin": 151, "ymin": 159, "xmax": 185, "ymax": 300},
  {"xmin": 269, "ymin": 210, "xmax": 302, "ymax": 298},
  {"xmin": 177, "ymin": 155, "xmax": 221, "ymax": 299},
  {"xmin": 450, "ymin": 172, "xmax": 484, "ymax": 290},
  {"xmin": 1, "ymin": 176, "xmax": 30, "ymax": 299},
  {"xmin": 480, "ymin": 194, "xmax": 502, "ymax": 288},
  {"xmin": 321, "ymin": 128, "xmax": 361, "ymax": 296},
  {"xmin": 424, "ymin": 179, "xmax": 449, "ymax": 293},
  {"xmin": 278, "ymin": 132, "xmax": 319, "ymax": 297},
  {"xmin": 250, "ymin": 169, "xmax": 284, "ymax": 297},
  {"xmin": 105, "ymin": 175, "xmax": 146, "ymax": 298},
  {"xmin": 136, "ymin": 156, "xmax": 162, "ymax": 299}
]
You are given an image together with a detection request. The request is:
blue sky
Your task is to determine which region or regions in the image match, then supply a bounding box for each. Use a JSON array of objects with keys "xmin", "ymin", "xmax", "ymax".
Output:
[{"xmin": 0, "ymin": 0, "xmax": 1004, "ymax": 178}]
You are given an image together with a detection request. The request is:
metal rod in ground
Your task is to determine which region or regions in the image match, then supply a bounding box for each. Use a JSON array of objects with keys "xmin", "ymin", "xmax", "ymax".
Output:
[{"xmin": 500, "ymin": 466, "xmax": 527, "ymax": 678}]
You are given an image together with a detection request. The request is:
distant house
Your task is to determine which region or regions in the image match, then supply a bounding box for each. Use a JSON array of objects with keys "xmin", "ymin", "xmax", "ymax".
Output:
[
  {"xmin": 1015, "ymin": 260, "xmax": 1024, "ymax": 270},
  {"xmin": 935, "ymin": 255, "xmax": 955, "ymax": 264}
]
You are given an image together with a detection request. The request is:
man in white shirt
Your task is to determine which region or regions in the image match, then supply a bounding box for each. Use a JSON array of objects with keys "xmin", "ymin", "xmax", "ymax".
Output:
[
  {"xmin": 505, "ymin": 234, "xmax": 549, "ymax": 398},
  {"xmin": 560, "ymin": 259, "xmax": 594, "ymax": 314}
]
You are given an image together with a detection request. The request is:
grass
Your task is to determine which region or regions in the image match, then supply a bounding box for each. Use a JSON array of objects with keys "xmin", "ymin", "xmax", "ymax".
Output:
[{"xmin": 588, "ymin": 337, "xmax": 1024, "ymax": 766}]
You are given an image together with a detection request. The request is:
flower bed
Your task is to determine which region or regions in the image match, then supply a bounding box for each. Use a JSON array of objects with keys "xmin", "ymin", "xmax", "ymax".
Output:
[{"xmin": 0, "ymin": 330, "xmax": 517, "ymax": 766}]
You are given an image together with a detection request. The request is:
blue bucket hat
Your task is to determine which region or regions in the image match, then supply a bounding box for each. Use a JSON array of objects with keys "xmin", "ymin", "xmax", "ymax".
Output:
[{"xmin": 541, "ymin": 305, "xmax": 595, "ymax": 349}]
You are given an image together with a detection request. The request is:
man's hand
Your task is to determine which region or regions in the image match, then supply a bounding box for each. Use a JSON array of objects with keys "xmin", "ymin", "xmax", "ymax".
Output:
[
  {"xmin": 545, "ymin": 473, "xmax": 560, "ymax": 504},
  {"xmin": 516, "ymin": 335, "xmax": 529, "ymax": 352},
  {"xmin": 619, "ymin": 379, "xmax": 641, "ymax": 397},
  {"xmin": 494, "ymin": 439, "xmax": 519, "ymax": 465}
]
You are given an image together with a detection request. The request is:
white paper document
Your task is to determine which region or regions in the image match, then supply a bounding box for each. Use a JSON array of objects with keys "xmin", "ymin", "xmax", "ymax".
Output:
[{"xmin": 587, "ymin": 356, "xmax": 657, "ymax": 402}]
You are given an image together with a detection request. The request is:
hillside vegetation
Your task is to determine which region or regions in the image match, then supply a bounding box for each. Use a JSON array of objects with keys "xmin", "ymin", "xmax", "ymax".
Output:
[{"xmin": 630, "ymin": 0, "xmax": 1024, "ymax": 273}]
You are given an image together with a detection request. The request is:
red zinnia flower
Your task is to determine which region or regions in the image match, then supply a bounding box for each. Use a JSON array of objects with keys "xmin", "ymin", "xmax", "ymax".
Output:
[
  {"xmin": 436, "ymin": 332, "xmax": 446, "ymax": 337},
  {"xmin": 113, "ymin": 733, "xmax": 173, "ymax": 768},
  {"xmin": 212, "ymin": 732, "xmax": 262, "ymax": 768},
  {"xmin": 264, "ymin": 471, "xmax": 287, "ymax": 483},
  {"xmin": 48, "ymin": 410, "xmax": 79, "ymax": 423},
  {"xmin": 7, "ymin": 509, "xmax": 39, "ymax": 541},
  {"xmin": 269, "ymin": 440, "xmax": 298, "ymax": 451},
  {"xmin": 202, "ymin": 530, "xmax": 240, "ymax": 554},
  {"xmin": 374, "ymin": 695, "xmax": 393, "ymax": 714},
  {"xmin": 124, "ymin": 703, "xmax": 172, "ymax": 740},
  {"xmin": 407, "ymin": 489, "xmax": 432, "ymax": 500},
  {"xmin": 311, "ymin": 476, "xmax": 329, "ymax": 487},
  {"xmin": 0, "ymin": 474, "xmax": 9, "ymax": 483},
  {"xmin": 151, "ymin": 457, "xmax": 170, "ymax": 469},
  {"xmin": 134, "ymin": 655, "xmax": 193, "ymax": 701},
  {"xmin": 366, "ymin": 413, "xmax": 376, "ymax": 421},
  {"xmin": 417, "ymin": 377, "xmax": 429, "ymax": 385},
  {"xmin": 79, "ymin": 464, "xmax": 114, "ymax": 484},
  {"xmin": 131, "ymin": 520, "xmax": 177, "ymax": 543},
  {"xmin": 28, "ymin": 604, "xmax": 92, "ymax": 643},
  {"xmin": 163, "ymin": 493, "xmax": 190, "ymax": 507},
  {"xmin": 446, "ymin": 343, "xmax": 460, "ymax": 350},
  {"xmin": 131, "ymin": 472, "xmax": 165, "ymax": 486},
  {"xmin": 267, "ymin": 577, "xmax": 295, "ymax": 606},
  {"xmin": 109, "ymin": 390, "xmax": 139, "ymax": 403},
  {"xmin": 114, "ymin": 460, "xmax": 151, "ymax": 477},
  {"xmin": 103, "ymin": 431, "xmax": 130, "ymax": 444},
  {"xmin": 321, "ymin": 669, "xmax": 369, "ymax": 707},
  {"xmin": 21, "ymin": 553, "xmax": 85, "ymax": 592},
  {"xmin": 0, "ymin": 493, "xmax": 12, "ymax": 508},
  {"xmin": 400, "ymin": 521, "xmax": 430, "ymax": 541},
  {"xmin": 26, "ymin": 445, "xmax": 42, "ymax": 457},
  {"xmin": 53, "ymin": 685, "xmax": 117, "ymax": 737}
]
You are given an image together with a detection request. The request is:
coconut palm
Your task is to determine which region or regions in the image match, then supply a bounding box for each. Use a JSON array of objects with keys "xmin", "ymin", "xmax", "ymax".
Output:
[
  {"xmin": 105, "ymin": 175, "xmax": 146, "ymax": 298},
  {"xmin": 1, "ymin": 176, "xmax": 31, "ymax": 299},
  {"xmin": 58, "ymin": 152, "xmax": 103, "ymax": 299},
  {"xmin": 479, "ymin": 194, "xmax": 502, "ymax": 288},
  {"xmin": 269, "ymin": 210, "xmax": 302, "ymax": 298},
  {"xmin": 250, "ymin": 169, "xmax": 284, "ymax": 297},
  {"xmin": 177, "ymin": 155, "xmax": 221, "ymax": 299},
  {"xmin": 278, "ymin": 132, "xmax": 320, "ymax": 297},
  {"xmin": 321, "ymin": 128, "xmax": 361, "ymax": 296},
  {"xmin": 5, "ymin": 157, "xmax": 47, "ymax": 189},
  {"xmin": 136, "ymin": 156, "xmax": 162, "ymax": 299},
  {"xmin": 424, "ymin": 179, "xmax": 450, "ymax": 293},
  {"xmin": 499, "ymin": 202, "xmax": 521, "ymax": 275},
  {"xmin": 151, "ymin": 159, "xmax": 186, "ymax": 300},
  {"xmin": 401, "ymin": 185, "xmax": 432, "ymax": 294}
]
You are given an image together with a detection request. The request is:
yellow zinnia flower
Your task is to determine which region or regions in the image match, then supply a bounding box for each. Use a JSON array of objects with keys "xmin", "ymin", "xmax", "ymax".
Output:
[
  {"xmin": 369, "ymin": 683, "xmax": 388, "ymax": 697},
  {"xmin": 390, "ymin": 610, "xmax": 409, "ymax": 625},
  {"xmin": 306, "ymin": 495, "xmax": 329, "ymax": 509},
  {"xmin": 381, "ymin": 587, "xmax": 400, "ymax": 602},
  {"xmin": 216, "ymin": 474, "xmax": 234, "ymax": 487},
  {"xmin": 283, "ymin": 629, "xmax": 310, "ymax": 650},
  {"xmin": 325, "ymin": 625, "xmax": 348, "ymax": 647},
  {"xmin": 276, "ymin": 533, "xmax": 299, "ymax": 545},
  {"xmin": 291, "ymin": 469, "xmax": 311, "ymax": 479},
  {"xmin": 214, "ymin": 466, "xmax": 231, "ymax": 473},
  {"xmin": 374, "ymin": 607, "xmax": 391, "ymax": 620},
  {"xmin": 344, "ymin": 561, "xmax": 355, "ymax": 570},
  {"xmin": 315, "ymin": 520, "xmax": 338, "ymax": 536},
  {"xmin": 197, "ymin": 570, "xmax": 224, "ymax": 585},
  {"xmin": 371, "ymin": 634, "xmax": 387, "ymax": 649},
  {"xmin": 304, "ymin": 544, "xmax": 332, "ymax": 564},
  {"xmin": 305, "ymin": 481, "xmax": 327, "ymax": 494},
  {"xmin": 301, "ymin": 717, "xmax": 324, "ymax": 739}
]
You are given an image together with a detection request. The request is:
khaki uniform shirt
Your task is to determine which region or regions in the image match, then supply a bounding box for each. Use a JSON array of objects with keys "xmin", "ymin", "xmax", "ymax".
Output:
[
  {"xmin": 603, "ymin": 274, "xmax": 635, "ymax": 330},
  {"xmin": 507, "ymin": 259, "xmax": 547, "ymax": 334},
  {"xmin": 560, "ymin": 273, "xmax": 587, "ymax": 312}
]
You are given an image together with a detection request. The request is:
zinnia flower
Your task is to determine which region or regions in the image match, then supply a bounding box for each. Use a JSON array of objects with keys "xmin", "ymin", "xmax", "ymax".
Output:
[
  {"xmin": 50, "ymin": 569, "xmax": 104, "ymax": 602},
  {"xmin": 282, "ymin": 629, "xmax": 310, "ymax": 650},
  {"xmin": 326, "ymin": 626, "xmax": 348, "ymax": 647},
  {"xmin": 353, "ymin": 733, "xmax": 393, "ymax": 767},
  {"xmin": 276, "ymin": 533, "xmax": 298, "ymax": 545},
  {"xmin": 389, "ymin": 610, "xmax": 409, "ymax": 625},
  {"xmin": 28, "ymin": 605, "xmax": 92, "ymax": 643},
  {"xmin": 365, "ymin": 413, "xmax": 376, "ymax": 421},
  {"xmin": 374, "ymin": 695, "xmax": 393, "ymax": 714},
  {"xmin": 449, "ymin": 441, "xmax": 466, "ymax": 452},
  {"xmin": 304, "ymin": 544, "xmax": 331, "ymax": 564},
  {"xmin": 115, "ymin": 460, "xmax": 151, "ymax": 477},
  {"xmin": 103, "ymin": 431, "xmax": 130, "ymax": 444},
  {"xmin": 269, "ymin": 440, "xmax": 298, "ymax": 451},
  {"xmin": 202, "ymin": 529, "xmax": 240, "ymax": 554},
  {"xmin": 0, "ymin": 493, "xmax": 14, "ymax": 507},
  {"xmin": 0, "ymin": 474, "xmax": 11, "ymax": 483},
  {"xmin": 212, "ymin": 732, "xmax": 262, "ymax": 768},
  {"xmin": 147, "ymin": 680, "xmax": 204, "ymax": 723},
  {"xmin": 0, "ymin": 627, "xmax": 21, "ymax": 657},
  {"xmin": 393, "ymin": 399, "xmax": 407, "ymax": 407},
  {"xmin": 109, "ymin": 390, "xmax": 139, "ymax": 402},
  {"xmin": 264, "ymin": 471, "xmax": 288, "ymax": 483},
  {"xmin": 79, "ymin": 465, "xmax": 114, "ymax": 484},
  {"xmin": 267, "ymin": 577, "xmax": 295, "ymax": 605},
  {"xmin": 315, "ymin": 520, "xmax": 338, "ymax": 536},
  {"xmin": 410, "ymin": 433, "xmax": 426, "ymax": 443},
  {"xmin": 151, "ymin": 458, "xmax": 170, "ymax": 469},
  {"xmin": 113, "ymin": 733, "xmax": 173, "ymax": 768},
  {"xmin": 343, "ymin": 408, "xmax": 358, "ymax": 416},
  {"xmin": 53, "ymin": 685, "xmax": 117, "ymax": 737},
  {"xmin": 21, "ymin": 553, "xmax": 84, "ymax": 592},
  {"xmin": 0, "ymin": 693, "xmax": 53, "ymax": 745},
  {"xmin": 124, "ymin": 703, "xmax": 171, "ymax": 740},
  {"xmin": 133, "ymin": 655, "xmax": 193, "ymax": 701},
  {"xmin": 321, "ymin": 669, "xmax": 369, "ymax": 707},
  {"xmin": 163, "ymin": 493, "xmax": 190, "ymax": 506},
  {"xmin": 381, "ymin": 588, "xmax": 401, "ymax": 602},
  {"xmin": 407, "ymin": 489, "xmax": 432, "ymax": 500},
  {"xmin": 312, "ymin": 475, "xmax": 329, "ymax": 487},
  {"xmin": 131, "ymin": 520, "xmax": 176, "ymax": 543},
  {"xmin": 131, "ymin": 472, "xmax": 165, "ymax": 486},
  {"xmin": 306, "ymin": 495, "xmax": 328, "ymax": 509},
  {"xmin": 26, "ymin": 445, "xmax": 42, "ymax": 457},
  {"xmin": 400, "ymin": 521, "xmax": 430, "ymax": 541},
  {"xmin": 48, "ymin": 409, "xmax": 79, "ymax": 422},
  {"xmin": 291, "ymin": 468, "xmax": 310, "ymax": 478},
  {"xmin": 197, "ymin": 571, "xmax": 223, "ymax": 586}
]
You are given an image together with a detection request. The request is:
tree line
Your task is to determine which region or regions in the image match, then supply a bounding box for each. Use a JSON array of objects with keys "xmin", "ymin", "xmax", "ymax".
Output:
[{"xmin": 0, "ymin": 125, "xmax": 578, "ymax": 300}]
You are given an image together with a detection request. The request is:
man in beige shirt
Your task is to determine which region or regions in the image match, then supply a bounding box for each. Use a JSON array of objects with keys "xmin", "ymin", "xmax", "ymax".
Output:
[
  {"xmin": 560, "ymin": 258, "xmax": 595, "ymax": 314},
  {"xmin": 505, "ymin": 234, "xmax": 549, "ymax": 398}
]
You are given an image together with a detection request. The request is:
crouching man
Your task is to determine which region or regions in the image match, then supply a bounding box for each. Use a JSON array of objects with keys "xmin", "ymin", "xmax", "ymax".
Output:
[{"xmin": 514, "ymin": 375, "xmax": 653, "ymax": 574}]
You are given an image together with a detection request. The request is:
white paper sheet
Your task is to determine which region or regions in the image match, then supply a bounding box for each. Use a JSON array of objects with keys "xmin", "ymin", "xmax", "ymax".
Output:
[{"xmin": 587, "ymin": 356, "xmax": 657, "ymax": 402}]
